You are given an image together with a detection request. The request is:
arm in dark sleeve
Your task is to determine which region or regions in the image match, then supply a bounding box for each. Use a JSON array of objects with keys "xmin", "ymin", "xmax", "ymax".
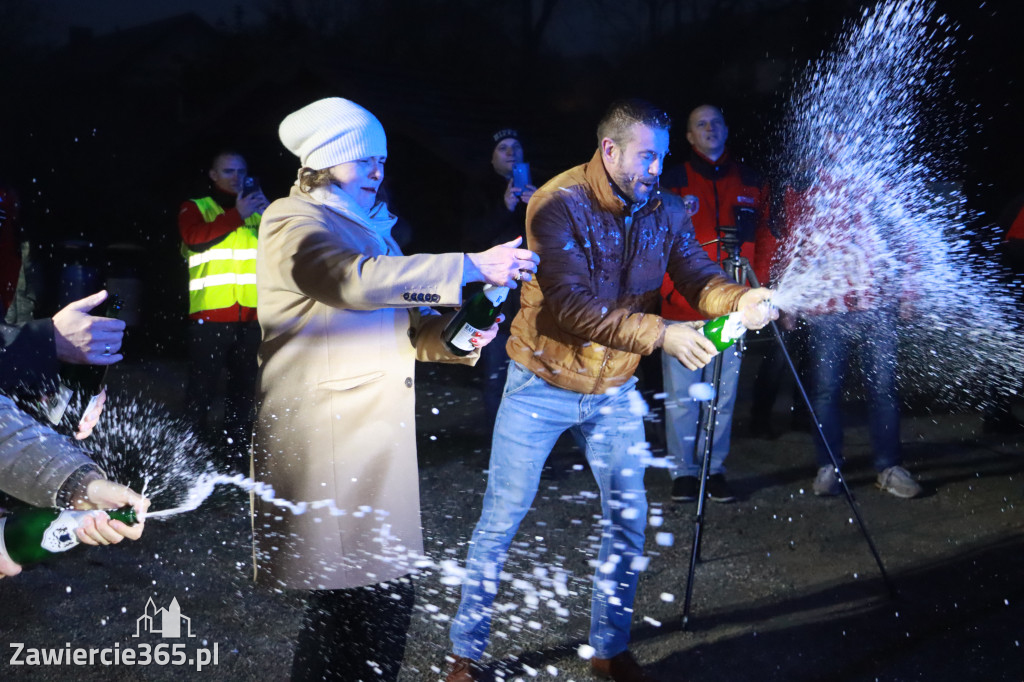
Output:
[
  {"xmin": 0, "ymin": 318, "xmax": 59, "ymax": 391},
  {"xmin": 178, "ymin": 200, "xmax": 245, "ymax": 252}
]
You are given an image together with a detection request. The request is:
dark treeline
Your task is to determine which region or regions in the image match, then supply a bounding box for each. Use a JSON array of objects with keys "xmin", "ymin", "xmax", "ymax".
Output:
[{"xmin": 1, "ymin": 0, "xmax": 1020, "ymax": 356}]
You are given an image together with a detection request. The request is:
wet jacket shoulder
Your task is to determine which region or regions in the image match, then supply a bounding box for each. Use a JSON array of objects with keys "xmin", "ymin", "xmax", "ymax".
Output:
[
  {"xmin": 0, "ymin": 395, "xmax": 102, "ymax": 508},
  {"xmin": 508, "ymin": 149, "xmax": 746, "ymax": 394}
]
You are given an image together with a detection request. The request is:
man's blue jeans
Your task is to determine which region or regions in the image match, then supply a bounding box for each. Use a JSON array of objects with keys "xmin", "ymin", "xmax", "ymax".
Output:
[
  {"xmin": 449, "ymin": 361, "xmax": 650, "ymax": 661},
  {"xmin": 662, "ymin": 346, "xmax": 741, "ymax": 479},
  {"xmin": 807, "ymin": 309, "xmax": 902, "ymax": 471}
]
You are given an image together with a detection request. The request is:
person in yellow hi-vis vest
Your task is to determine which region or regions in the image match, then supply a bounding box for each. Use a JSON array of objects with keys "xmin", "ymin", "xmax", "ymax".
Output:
[{"xmin": 178, "ymin": 150, "xmax": 269, "ymax": 462}]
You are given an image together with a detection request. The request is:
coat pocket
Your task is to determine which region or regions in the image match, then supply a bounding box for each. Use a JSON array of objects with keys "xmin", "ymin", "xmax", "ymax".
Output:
[{"xmin": 317, "ymin": 371, "xmax": 386, "ymax": 392}]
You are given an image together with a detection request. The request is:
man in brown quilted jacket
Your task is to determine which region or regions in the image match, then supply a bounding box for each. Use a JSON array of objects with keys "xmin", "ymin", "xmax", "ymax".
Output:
[{"xmin": 446, "ymin": 99, "xmax": 776, "ymax": 682}]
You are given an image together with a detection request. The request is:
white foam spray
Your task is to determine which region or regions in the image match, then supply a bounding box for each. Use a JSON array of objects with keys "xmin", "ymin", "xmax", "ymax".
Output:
[{"xmin": 770, "ymin": 0, "xmax": 1024, "ymax": 407}]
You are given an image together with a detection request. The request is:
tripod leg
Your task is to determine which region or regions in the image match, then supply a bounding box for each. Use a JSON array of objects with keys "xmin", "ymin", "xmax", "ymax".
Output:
[
  {"xmin": 769, "ymin": 318, "xmax": 896, "ymax": 597},
  {"xmin": 681, "ymin": 351, "xmax": 725, "ymax": 629},
  {"xmin": 681, "ymin": 252, "xmax": 750, "ymax": 629},
  {"xmin": 743, "ymin": 262, "xmax": 895, "ymax": 597}
]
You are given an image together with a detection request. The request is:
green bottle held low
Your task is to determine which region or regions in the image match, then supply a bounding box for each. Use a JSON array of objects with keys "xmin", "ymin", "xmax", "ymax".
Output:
[
  {"xmin": 701, "ymin": 311, "xmax": 747, "ymax": 351},
  {"xmin": 0, "ymin": 506, "xmax": 139, "ymax": 565},
  {"xmin": 441, "ymin": 285, "xmax": 510, "ymax": 356}
]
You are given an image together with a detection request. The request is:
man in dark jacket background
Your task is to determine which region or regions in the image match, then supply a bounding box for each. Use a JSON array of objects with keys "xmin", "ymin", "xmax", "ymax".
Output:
[{"xmin": 461, "ymin": 128, "xmax": 539, "ymax": 427}]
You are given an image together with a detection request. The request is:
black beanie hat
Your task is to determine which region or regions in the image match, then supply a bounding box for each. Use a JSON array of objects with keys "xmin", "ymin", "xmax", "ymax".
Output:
[{"xmin": 490, "ymin": 128, "xmax": 520, "ymax": 150}]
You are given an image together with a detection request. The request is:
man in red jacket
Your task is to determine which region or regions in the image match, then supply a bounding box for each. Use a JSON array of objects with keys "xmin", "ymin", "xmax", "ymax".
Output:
[{"xmin": 658, "ymin": 104, "xmax": 777, "ymax": 503}]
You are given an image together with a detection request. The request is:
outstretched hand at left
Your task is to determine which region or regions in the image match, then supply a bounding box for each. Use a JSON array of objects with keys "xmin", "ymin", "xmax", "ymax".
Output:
[{"xmin": 466, "ymin": 237, "xmax": 540, "ymax": 289}]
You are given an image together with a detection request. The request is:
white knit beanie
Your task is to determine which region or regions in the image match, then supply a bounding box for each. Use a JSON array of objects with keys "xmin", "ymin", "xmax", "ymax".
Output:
[{"xmin": 278, "ymin": 97, "xmax": 387, "ymax": 170}]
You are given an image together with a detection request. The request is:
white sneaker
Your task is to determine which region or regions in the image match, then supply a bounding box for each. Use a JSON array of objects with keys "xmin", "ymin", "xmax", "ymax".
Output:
[
  {"xmin": 813, "ymin": 466, "xmax": 841, "ymax": 496},
  {"xmin": 876, "ymin": 465, "xmax": 922, "ymax": 498}
]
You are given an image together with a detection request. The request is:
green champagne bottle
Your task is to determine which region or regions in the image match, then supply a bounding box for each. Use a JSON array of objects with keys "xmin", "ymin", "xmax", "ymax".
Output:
[
  {"xmin": 0, "ymin": 506, "xmax": 138, "ymax": 565},
  {"xmin": 441, "ymin": 285, "xmax": 510, "ymax": 356},
  {"xmin": 701, "ymin": 311, "xmax": 747, "ymax": 352}
]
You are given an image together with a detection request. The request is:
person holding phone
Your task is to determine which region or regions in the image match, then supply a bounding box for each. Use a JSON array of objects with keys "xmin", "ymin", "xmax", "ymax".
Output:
[
  {"xmin": 489, "ymin": 128, "xmax": 536, "ymax": 213},
  {"xmin": 460, "ymin": 128, "xmax": 540, "ymax": 427},
  {"xmin": 178, "ymin": 150, "xmax": 269, "ymax": 461}
]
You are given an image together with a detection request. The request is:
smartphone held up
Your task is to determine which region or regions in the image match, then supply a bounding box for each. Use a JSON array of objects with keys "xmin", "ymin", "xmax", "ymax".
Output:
[
  {"xmin": 512, "ymin": 162, "xmax": 531, "ymax": 194},
  {"xmin": 242, "ymin": 176, "xmax": 262, "ymax": 197}
]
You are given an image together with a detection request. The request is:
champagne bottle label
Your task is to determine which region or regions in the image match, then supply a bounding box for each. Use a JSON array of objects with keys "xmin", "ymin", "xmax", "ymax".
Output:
[
  {"xmin": 40, "ymin": 510, "xmax": 84, "ymax": 553},
  {"xmin": 1, "ymin": 507, "xmax": 137, "ymax": 565},
  {"xmin": 41, "ymin": 384, "xmax": 74, "ymax": 425},
  {"xmin": 441, "ymin": 284, "xmax": 509, "ymax": 357},
  {"xmin": 447, "ymin": 323, "xmax": 487, "ymax": 353},
  {"xmin": 717, "ymin": 313, "xmax": 746, "ymax": 345}
]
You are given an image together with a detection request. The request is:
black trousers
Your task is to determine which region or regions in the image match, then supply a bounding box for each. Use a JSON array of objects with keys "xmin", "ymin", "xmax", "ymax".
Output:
[
  {"xmin": 185, "ymin": 320, "xmax": 260, "ymax": 447},
  {"xmin": 291, "ymin": 579, "xmax": 416, "ymax": 682}
]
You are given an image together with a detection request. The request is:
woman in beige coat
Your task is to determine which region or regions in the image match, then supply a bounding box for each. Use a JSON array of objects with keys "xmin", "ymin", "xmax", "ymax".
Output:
[{"xmin": 252, "ymin": 97, "xmax": 538, "ymax": 682}]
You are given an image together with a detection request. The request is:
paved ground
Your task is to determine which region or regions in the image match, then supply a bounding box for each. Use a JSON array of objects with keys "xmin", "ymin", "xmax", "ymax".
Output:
[{"xmin": 1, "ymin": 354, "xmax": 1021, "ymax": 681}]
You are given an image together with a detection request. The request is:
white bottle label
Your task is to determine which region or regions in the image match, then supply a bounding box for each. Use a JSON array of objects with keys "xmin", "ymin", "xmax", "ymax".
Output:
[
  {"xmin": 40, "ymin": 510, "xmax": 84, "ymax": 553},
  {"xmin": 448, "ymin": 323, "xmax": 485, "ymax": 352},
  {"xmin": 42, "ymin": 383, "xmax": 74, "ymax": 425},
  {"xmin": 720, "ymin": 312, "xmax": 747, "ymax": 344}
]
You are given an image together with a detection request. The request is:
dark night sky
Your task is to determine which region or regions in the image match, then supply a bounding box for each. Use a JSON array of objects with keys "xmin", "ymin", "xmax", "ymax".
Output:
[
  {"xmin": 3, "ymin": 0, "xmax": 1022, "ymax": 354},
  {"xmin": 19, "ymin": 1, "xmax": 1021, "ymax": 190},
  {"xmin": 44, "ymin": 0, "xmax": 258, "ymax": 39}
]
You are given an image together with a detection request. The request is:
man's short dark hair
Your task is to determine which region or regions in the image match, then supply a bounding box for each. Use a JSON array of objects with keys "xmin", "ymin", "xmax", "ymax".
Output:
[{"xmin": 597, "ymin": 99, "xmax": 672, "ymax": 147}]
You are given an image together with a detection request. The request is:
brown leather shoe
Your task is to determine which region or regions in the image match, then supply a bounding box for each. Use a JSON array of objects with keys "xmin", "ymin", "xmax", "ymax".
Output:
[
  {"xmin": 445, "ymin": 654, "xmax": 479, "ymax": 682},
  {"xmin": 590, "ymin": 650, "xmax": 659, "ymax": 682}
]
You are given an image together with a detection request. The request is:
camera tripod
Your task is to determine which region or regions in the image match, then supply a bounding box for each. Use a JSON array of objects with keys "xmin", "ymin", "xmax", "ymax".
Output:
[{"xmin": 679, "ymin": 227, "xmax": 895, "ymax": 629}]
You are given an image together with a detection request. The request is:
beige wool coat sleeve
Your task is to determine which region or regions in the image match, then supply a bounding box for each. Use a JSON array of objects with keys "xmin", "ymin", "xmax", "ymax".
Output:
[{"xmin": 251, "ymin": 189, "xmax": 477, "ymax": 590}]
